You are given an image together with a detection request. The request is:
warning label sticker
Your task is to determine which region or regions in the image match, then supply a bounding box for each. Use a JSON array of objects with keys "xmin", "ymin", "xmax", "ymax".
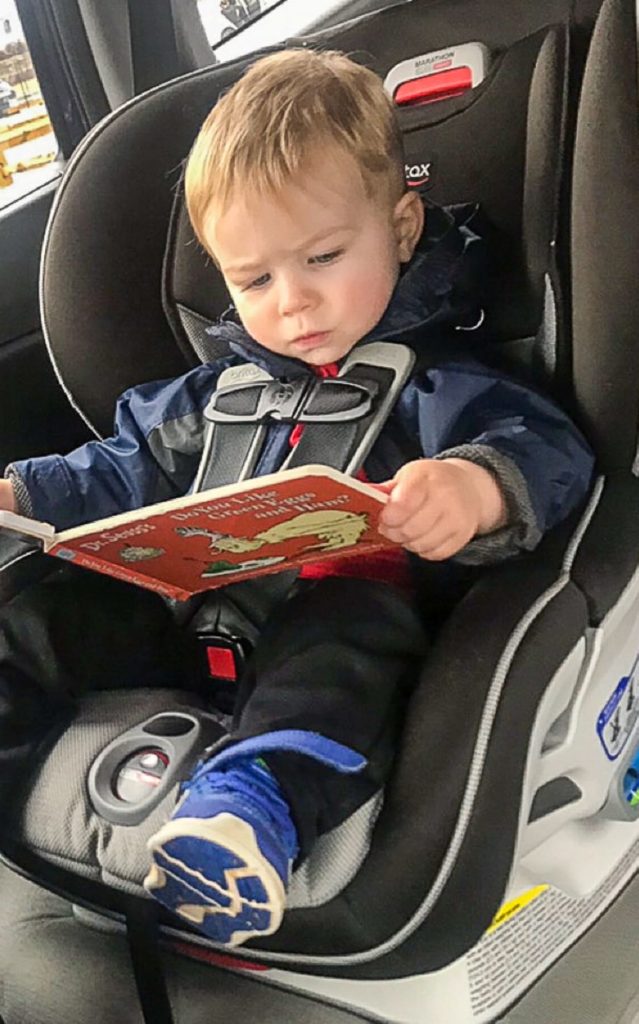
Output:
[
  {"xmin": 487, "ymin": 884, "xmax": 549, "ymax": 935},
  {"xmin": 597, "ymin": 656, "xmax": 639, "ymax": 761}
]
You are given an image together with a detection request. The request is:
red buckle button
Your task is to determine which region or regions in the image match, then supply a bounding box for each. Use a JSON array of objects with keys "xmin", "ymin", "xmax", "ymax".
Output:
[
  {"xmin": 206, "ymin": 645, "xmax": 237, "ymax": 681},
  {"xmin": 394, "ymin": 67, "xmax": 473, "ymax": 107}
]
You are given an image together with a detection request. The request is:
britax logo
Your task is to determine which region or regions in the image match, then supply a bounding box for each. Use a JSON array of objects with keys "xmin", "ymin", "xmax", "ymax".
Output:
[{"xmin": 405, "ymin": 162, "xmax": 432, "ymax": 188}]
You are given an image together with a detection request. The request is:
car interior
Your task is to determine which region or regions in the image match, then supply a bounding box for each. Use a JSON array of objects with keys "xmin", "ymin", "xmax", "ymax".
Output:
[{"xmin": 2, "ymin": 0, "xmax": 639, "ymax": 1022}]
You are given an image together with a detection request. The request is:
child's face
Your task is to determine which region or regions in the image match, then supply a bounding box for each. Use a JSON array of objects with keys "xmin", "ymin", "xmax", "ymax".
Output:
[{"xmin": 204, "ymin": 150, "xmax": 423, "ymax": 366}]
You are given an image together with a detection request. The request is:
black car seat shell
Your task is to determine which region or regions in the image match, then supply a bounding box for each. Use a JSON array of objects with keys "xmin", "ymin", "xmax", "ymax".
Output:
[
  {"xmin": 4, "ymin": 0, "xmax": 639, "ymax": 1020},
  {"xmin": 0, "ymin": 0, "xmax": 584, "ymax": 968}
]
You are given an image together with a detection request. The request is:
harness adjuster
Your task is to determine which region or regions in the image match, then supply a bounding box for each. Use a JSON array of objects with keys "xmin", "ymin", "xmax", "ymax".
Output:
[{"xmin": 205, "ymin": 376, "xmax": 375, "ymax": 424}]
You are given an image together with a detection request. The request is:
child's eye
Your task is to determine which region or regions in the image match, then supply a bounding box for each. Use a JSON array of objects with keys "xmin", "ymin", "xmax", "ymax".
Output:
[
  {"xmin": 243, "ymin": 273, "xmax": 270, "ymax": 291},
  {"xmin": 309, "ymin": 249, "xmax": 343, "ymax": 266}
]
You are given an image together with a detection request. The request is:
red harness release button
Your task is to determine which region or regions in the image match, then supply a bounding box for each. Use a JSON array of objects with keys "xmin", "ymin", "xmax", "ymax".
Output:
[
  {"xmin": 394, "ymin": 67, "xmax": 473, "ymax": 106},
  {"xmin": 206, "ymin": 645, "xmax": 238, "ymax": 681}
]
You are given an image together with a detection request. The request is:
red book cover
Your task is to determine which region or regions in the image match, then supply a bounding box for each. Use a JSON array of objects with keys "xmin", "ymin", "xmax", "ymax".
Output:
[{"xmin": 0, "ymin": 466, "xmax": 391, "ymax": 601}]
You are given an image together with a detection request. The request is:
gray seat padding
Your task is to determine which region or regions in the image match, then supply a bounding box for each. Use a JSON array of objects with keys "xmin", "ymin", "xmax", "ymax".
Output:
[{"xmin": 9, "ymin": 689, "xmax": 382, "ymax": 907}]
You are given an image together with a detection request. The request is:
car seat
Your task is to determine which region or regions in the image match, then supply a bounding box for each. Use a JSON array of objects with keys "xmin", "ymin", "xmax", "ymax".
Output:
[{"xmin": 3, "ymin": 0, "xmax": 636, "ymax": 1022}]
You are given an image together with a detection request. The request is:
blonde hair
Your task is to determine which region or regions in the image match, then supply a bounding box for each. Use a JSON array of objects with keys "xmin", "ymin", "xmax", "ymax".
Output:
[{"xmin": 185, "ymin": 48, "xmax": 405, "ymax": 250}]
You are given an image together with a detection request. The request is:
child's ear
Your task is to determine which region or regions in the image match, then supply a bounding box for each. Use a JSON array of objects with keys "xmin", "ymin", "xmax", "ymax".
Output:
[{"xmin": 393, "ymin": 191, "xmax": 425, "ymax": 262}]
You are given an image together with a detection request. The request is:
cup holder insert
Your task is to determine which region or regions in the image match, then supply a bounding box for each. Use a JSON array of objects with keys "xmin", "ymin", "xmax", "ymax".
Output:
[{"xmin": 142, "ymin": 714, "xmax": 196, "ymax": 737}]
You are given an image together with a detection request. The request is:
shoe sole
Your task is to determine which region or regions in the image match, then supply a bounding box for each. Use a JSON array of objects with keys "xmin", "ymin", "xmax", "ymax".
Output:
[{"xmin": 144, "ymin": 813, "xmax": 286, "ymax": 947}]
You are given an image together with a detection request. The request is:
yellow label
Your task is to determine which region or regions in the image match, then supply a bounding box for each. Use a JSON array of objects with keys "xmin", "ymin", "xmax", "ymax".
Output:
[{"xmin": 487, "ymin": 884, "xmax": 549, "ymax": 935}]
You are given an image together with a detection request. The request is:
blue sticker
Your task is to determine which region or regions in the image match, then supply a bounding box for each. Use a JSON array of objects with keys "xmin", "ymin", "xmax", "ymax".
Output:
[
  {"xmin": 597, "ymin": 656, "xmax": 639, "ymax": 760},
  {"xmin": 53, "ymin": 548, "xmax": 77, "ymax": 561}
]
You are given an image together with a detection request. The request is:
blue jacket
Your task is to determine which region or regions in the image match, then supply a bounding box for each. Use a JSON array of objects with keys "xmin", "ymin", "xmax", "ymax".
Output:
[{"xmin": 7, "ymin": 205, "xmax": 594, "ymax": 565}]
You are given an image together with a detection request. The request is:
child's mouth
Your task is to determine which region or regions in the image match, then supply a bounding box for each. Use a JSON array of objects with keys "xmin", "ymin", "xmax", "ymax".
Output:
[{"xmin": 293, "ymin": 331, "xmax": 330, "ymax": 351}]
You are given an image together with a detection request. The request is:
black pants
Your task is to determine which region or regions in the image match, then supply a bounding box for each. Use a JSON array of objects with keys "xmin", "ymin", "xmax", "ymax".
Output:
[{"xmin": 0, "ymin": 567, "xmax": 428, "ymax": 856}]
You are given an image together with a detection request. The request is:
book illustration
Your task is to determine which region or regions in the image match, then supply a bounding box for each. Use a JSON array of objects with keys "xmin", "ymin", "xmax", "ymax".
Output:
[
  {"xmin": 174, "ymin": 509, "xmax": 370, "ymax": 556},
  {"xmin": 55, "ymin": 543, "xmax": 168, "ymax": 564},
  {"xmin": 120, "ymin": 544, "xmax": 166, "ymax": 563},
  {"xmin": 201, "ymin": 556, "xmax": 286, "ymax": 578}
]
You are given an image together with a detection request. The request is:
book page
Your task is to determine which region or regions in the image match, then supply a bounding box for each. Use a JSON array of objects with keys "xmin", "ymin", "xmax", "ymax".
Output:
[{"xmin": 0, "ymin": 510, "xmax": 56, "ymax": 544}]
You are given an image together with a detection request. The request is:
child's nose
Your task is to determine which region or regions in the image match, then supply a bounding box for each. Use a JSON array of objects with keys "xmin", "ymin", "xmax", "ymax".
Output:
[{"xmin": 277, "ymin": 273, "xmax": 315, "ymax": 316}]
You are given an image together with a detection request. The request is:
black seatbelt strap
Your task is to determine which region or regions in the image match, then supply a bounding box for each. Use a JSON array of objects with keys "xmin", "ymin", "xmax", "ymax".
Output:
[
  {"xmin": 193, "ymin": 364, "xmax": 273, "ymax": 491},
  {"xmin": 126, "ymin": 899, "xmax": 175, "ymax": 1024},
  {"xmin": 128, "ymin": 0, "xmax": 181, "ymax": 94}
]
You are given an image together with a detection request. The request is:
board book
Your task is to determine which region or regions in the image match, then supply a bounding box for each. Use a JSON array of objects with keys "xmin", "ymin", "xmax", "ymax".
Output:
[{"xmin": 0, "ymin": 465, "xmax": 393, "ymax": 601}]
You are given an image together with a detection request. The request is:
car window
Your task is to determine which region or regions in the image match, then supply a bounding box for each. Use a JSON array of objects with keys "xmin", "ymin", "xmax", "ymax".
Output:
[
  {"xmin": 0, "ymin": 0, "xmax": 60, "ymax": 209},
  {"xmin": 196, "ymin": 0, "xmax": 348, "ymax": 58},
  {"xmin": 197, "ymin": 0, "xmax": 287, "ymax": 47}
]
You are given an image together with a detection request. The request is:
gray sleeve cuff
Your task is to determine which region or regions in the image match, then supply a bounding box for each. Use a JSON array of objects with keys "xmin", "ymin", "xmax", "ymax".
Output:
[
  {"xmin": 4, "ymin": 467, "xmax": 34, "ymax": 518},
  {"xmin": 434, "ymin": 444, "xmax": 541, "ymax": 565}
]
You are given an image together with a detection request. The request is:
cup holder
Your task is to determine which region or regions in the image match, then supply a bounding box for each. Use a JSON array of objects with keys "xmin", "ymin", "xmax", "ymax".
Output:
[
  {"xmin": 88, "ymin": 710, "xmax": 225, "ymax": 824},
  {"xmin": 142, "ymin": 713, "xmax": 197, "ymax": 737}
]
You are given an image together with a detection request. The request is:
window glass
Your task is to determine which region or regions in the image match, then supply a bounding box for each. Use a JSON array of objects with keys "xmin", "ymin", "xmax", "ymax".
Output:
[
  {"xmin": 196, "ymin": 0, "xmax": 347, "ymax": 59},
  {"xmin": 197, "ymin": 0, "xmax": 281, "ymax": 47},
  {"xmin": 0, "ymin": 0, "xmax": 60, "ymax": 209}
]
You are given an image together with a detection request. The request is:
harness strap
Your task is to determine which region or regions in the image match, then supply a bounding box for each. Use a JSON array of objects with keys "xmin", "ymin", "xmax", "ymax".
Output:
[
  {"xmin": 195, "ymin": 421, "xmax": 267, "ymax": 490},
  {"xmin": 193, "ymin": 364, "xmax": 273, "ymax": 491},
  {"xmin": 125, "ymin": 898, "xmax": 175, "ymax": 1024},
  {"xmin": 193, "ymin": 342, "xmax": 415, "ymax": 490}
]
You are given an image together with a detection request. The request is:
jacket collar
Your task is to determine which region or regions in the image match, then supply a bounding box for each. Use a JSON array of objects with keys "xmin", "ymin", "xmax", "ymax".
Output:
[{"xmin": 205, "ymin": 201, "xmax": 483, "ymax": 378}]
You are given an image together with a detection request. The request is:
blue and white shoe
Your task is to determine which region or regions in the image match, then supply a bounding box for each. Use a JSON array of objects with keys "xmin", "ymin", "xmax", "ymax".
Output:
[{"xmin": 144, "ymin": 758, "xmax": 299, "ymax": 947}]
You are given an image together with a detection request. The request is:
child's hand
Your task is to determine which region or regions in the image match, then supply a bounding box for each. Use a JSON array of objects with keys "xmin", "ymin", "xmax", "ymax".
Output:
[
  {"xmin": 378, "ymin": 458, "xmax": 507, "ymax": 561},
  {"xmin": 0, "ymin": 480, "xmax": 16, "ymax": 514}
]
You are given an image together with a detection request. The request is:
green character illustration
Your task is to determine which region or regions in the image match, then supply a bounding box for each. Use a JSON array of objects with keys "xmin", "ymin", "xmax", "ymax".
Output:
[
  {"xmin": 175, "ymin": 509, "xmax": 369, "ymax": 558},
  {"xmin": 119, "ymin": 544, "xmax": 166, "ymax": 563}
]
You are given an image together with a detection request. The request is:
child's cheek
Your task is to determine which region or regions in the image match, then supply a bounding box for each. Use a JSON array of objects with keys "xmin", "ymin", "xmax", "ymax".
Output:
[
  {"xmin": 343, "ymin": 265, "xmax": 394, "ymax": 334},
  {"xmin": 234, "ymin": 297, "xmax": 267, "ymax": 345}
]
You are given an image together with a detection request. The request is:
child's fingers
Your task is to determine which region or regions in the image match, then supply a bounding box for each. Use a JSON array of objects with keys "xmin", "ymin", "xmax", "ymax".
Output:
[
  {"xmin": 380, "ymin": 472, "xmax": 429, "ymax": 528},
  {"xmin": 371, "ymin": 479, "xmax": 395, "ymax": 495},
  {"xmin": 414, "ymin": 535, "xmax": 467, "ymax": 561},
  {"xmin": 380, "ymin": 507, "xmax": 445, "ymax": 544},
  {"xmin": 407, "ymin": 519, "xmax": 458, "ymax": 554}
]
